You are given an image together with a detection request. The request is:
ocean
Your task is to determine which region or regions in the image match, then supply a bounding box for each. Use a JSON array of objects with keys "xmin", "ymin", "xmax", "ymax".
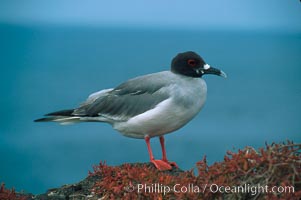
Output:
[{"xmin": 0, "ymin": 24, "xmax": 300, "ymax": 194}]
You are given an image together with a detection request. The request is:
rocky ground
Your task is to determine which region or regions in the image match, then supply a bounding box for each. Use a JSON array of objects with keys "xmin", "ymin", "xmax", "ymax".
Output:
[
  {"xmin": 24, "ymin": 163, "xmax": 182, "ymax": 200},
  {"xmin": 33, "ymin": 174, "xmax": 102, "ymax": 200},
  {"xmin": 4, "ymin": 142, "xmax": 300, "ymax": 200}
]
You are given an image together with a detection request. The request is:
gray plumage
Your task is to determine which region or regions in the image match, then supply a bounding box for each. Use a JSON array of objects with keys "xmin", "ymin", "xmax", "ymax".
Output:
[{"xmin": 73, "ymin": 72, "xmax": 171, "ymax": 121}]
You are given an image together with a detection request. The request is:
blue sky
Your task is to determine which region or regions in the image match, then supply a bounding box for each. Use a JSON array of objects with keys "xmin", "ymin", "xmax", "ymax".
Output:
[{"xmin": 0, "ymin": 0, "xmax": 300, "ymax": 31}]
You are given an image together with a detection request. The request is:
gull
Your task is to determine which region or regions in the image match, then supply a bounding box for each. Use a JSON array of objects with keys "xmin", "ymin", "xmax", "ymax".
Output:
[{"xmin": 35, "ymin": 51, "xmax": 227, "ymax": 170}]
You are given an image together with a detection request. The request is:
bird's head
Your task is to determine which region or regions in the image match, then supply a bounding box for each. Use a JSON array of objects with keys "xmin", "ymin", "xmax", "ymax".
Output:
[{"xmin": 171, "ymin": 51, "xmax": 227, "ymax": 78}]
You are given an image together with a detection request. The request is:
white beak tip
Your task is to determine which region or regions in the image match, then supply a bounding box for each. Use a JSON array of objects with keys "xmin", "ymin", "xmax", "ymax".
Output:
[{"xmin": 220, "ymin": 70, "xmax": 227, "ymax": 78}]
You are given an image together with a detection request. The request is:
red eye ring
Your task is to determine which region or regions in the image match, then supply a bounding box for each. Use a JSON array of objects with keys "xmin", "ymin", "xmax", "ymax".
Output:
[{"xmin": 187, "ymin": 59, "xmax": 197, "ymax": 67}]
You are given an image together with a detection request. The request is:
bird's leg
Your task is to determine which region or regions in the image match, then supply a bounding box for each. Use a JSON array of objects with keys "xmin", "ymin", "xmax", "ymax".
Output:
[
  {"xmin": 145, "ymin": 136, "xmax": 155, "ymax": 160},
  {"xmin": 159, "ymin": 136, "xmax": 178, "ymax": 168},
  {"xmin": 145, "ymin": 136, "xmax": 172, "ymax": 171},
  {"xmin": 159, "ymin": 136, "xmax": 168, "ymax": 161}
]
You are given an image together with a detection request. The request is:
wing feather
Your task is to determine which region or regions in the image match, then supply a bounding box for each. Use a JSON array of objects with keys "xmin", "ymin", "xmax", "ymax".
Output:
[{"xmin": 73, "ymin": 73, "xmax": 172, "ymax": 121}]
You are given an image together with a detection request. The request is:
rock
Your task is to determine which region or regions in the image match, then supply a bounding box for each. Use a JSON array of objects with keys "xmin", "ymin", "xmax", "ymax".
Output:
[
  {"xmin": 33, "ymin": 162, "xmax": 182, "ymax": 200},
  {"xmin": 34, "ymin": 174, "xmax": 102, "ymax": 200}
]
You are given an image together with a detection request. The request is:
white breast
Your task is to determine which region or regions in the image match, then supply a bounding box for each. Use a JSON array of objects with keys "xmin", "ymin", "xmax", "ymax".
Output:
[{"xmin": 113, "ymin": 75, "xmax": 207, "ymax": 139}]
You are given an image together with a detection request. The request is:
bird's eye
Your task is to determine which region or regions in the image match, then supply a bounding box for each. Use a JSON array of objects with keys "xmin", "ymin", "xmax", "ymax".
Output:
[{"xmin": 187, "ymin": 59, "xmax": 197, "ymax": 67}]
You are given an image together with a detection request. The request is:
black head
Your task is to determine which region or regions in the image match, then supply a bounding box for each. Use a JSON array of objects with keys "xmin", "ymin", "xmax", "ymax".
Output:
[{"xmin": 171, "ymin": 51, "xmax": 227, "ymax": 78}]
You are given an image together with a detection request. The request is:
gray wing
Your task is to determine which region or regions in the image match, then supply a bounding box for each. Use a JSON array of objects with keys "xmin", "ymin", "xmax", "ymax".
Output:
[{"xmin": 73, "ymin": 73, "xmax": 172, "ymax": 121}]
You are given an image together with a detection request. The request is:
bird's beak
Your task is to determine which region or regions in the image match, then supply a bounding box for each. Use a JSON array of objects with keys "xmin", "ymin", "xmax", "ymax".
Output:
[{"xmin": 196, "ymin": 64, "xmax": 227, "ymax": 78}]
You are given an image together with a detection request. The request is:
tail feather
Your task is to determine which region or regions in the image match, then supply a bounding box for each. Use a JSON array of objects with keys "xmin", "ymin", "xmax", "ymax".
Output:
[
  {"xmin": 34, "ymin": 108, "xmax": 107, "ymax": 124},
  {"xmin": 45, "ymin": 109, "xmax": 75, "ymax": 116},
  {"xmin": 34, "ymin": 117, "xmax": 55, "ymax": 122},
  {"xmin": 34, "ymin": 109, "xmax": 80, "ymax": 125}
]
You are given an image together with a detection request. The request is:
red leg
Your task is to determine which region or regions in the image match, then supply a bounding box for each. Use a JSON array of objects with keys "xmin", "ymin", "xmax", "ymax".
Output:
[
  {"xmin": 159, "ymin": 136, "xmax": 178, "ymax": 168},
  {"xmin": 145, "ymin": 136, "xmax": 155, "ymax": 160},
  {"xmin": 145, "ymin": 136, "xmax": 172, "ymax": 171},
  {"xmin": 159, "ymin": 136, "xmax": 168, "ymax": 161}
]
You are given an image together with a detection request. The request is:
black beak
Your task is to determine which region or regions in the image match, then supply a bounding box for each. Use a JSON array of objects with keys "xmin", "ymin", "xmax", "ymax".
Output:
[
  {"xmin": 196, "ymin": 64, "xmax": 227, "ymax": 78},
  {"xmin": 204, "ymin": 67, "xmax": 227, "ymax": 78}
]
